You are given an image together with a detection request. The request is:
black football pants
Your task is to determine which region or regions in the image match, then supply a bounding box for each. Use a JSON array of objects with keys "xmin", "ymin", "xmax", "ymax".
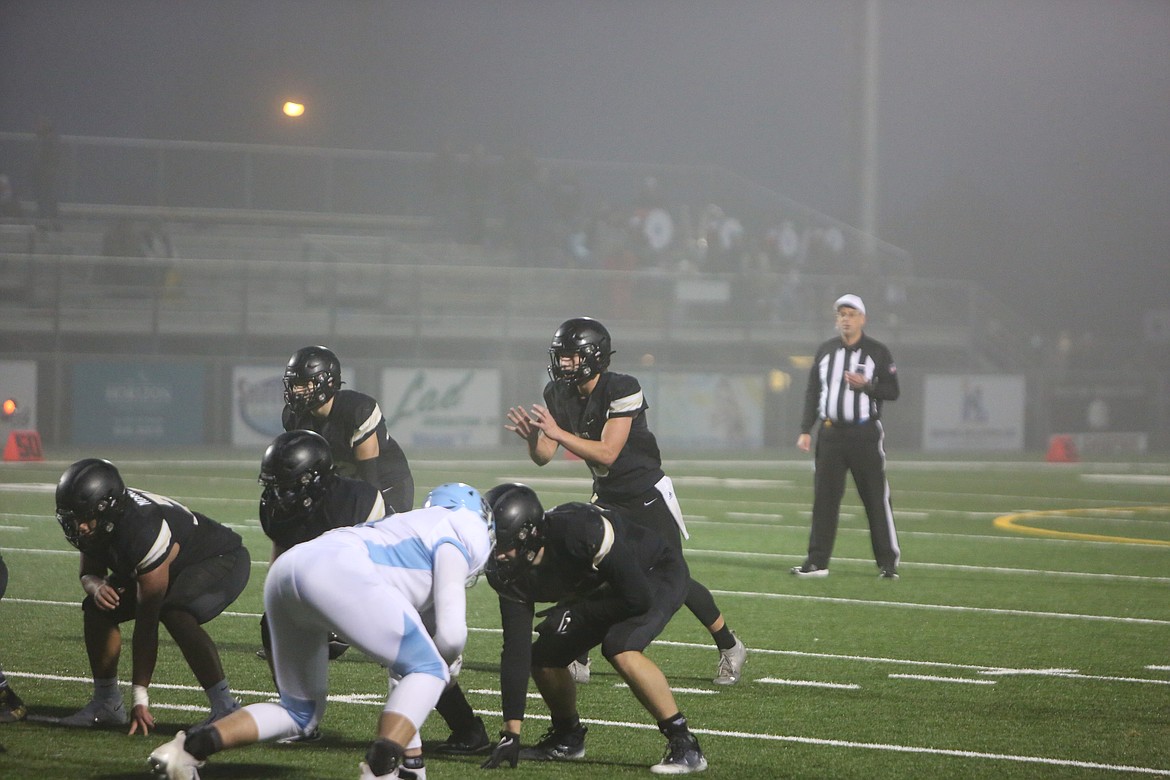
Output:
[{"xmin": 806, "ymin": 420, "xmax": 900, "ymax": 571}]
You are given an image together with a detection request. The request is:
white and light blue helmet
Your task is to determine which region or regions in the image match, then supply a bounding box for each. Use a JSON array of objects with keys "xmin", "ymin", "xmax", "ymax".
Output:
[
  {"xmin": 424, "ymin": 482, "xmax": 494, "ymax": 587},
  {"xmin": 424, "ymin": 482, "xmax": 493, "ymax": 528}
]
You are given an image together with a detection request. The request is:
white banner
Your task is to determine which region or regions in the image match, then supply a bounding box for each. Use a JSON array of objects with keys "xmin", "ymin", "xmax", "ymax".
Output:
[
  {"xmin": 923, "ymin": 375, "xmax": 1025, "ymax": 451},
  {"xmin": 231, "ymin": 365, "xmax": 355, "ymax": 449},
  {"xmin": 381, "ymin": 368, "xmax": 501, "ymax": 449},
  {"xmin": 644, "ymin": 373, "xmax": 765, "ymax": 450}
]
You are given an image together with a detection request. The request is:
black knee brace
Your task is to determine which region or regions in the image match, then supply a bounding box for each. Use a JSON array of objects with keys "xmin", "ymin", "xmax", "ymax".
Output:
[
  {"xmin": 184, "ymin": 723, "xmax": 224, "ymax": 761},
  {"xmin": 365, "ymin": 737, "xmax": 405, "ymax": 776}
]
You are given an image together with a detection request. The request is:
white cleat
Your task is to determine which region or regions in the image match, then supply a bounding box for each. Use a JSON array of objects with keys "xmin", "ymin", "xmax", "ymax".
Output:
[
  {"xmin": 148, "ymin": 731, "xmax": 205, "ymax": 780},
  {"xmin": 358, "ymin": 759, "xmax": 400, "ymax": 779},
  {"xmin": 713, "ymin": 632, "xmax": 747, "ymax": 685}
]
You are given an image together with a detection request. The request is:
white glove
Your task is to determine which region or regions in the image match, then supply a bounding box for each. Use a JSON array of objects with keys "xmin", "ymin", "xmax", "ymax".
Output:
[{"xmin": 446, "ymin": 654, "xmax": 463, "ymax": 689}]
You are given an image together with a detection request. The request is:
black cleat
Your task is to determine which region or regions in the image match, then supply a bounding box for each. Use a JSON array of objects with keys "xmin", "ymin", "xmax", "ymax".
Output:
[{"xmin": 433, "ymin": 717, "xmax": 491, "ymax": 755}]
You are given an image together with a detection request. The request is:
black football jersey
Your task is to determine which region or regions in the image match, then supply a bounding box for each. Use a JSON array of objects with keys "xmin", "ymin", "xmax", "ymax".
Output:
[
  {"xmin": 282, "ymin": 389, "xmax": 412, "ymax": 492},
  {"xmin": 488, "ymin": 501, "xmax": 685, "ymax": 723},
  {"xmin": 260, "ymin": 474, "xmax": 381, "ymax": 550},
  {"xmin": 487, "ymin": 502, "xmax": 676, "ymax": 615},
  {"xmin": 84, "ymin": 489, "xmax": 242, "ymax": 579},
  {"xmin": 542, "ymin": 372, "xmax": 664, "ymax": 501}
]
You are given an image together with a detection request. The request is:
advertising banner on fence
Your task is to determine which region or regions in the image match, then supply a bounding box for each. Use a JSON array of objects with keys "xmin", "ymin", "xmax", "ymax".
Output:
[
  {"xmin": 381, "ymin": 368, "xmax": 501, "ymax": 449},
  {"xmin": 923, "ymin": 374, "xmax": 1025, "ymax": 451},
  {"xmin": 231, "ymin": 365, "xmax": 355, "ymax": 448},
  {"xmin": 643, "ymin": 373, "xmax": 765, "ymax": 450},
  {"xmin": 72, "ymin": 362, "xmax": 205, "ymax": 445}
]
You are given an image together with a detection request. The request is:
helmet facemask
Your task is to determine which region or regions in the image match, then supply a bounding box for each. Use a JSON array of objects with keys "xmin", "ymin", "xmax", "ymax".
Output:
[
  {"xmin": 485, "ymin": 482, "xmax": 546, "ymax": 585},
  {"xmin": 258, "ymin": 429, "xmax": 335, "ymax": 531},
  {"xmin": 283, "ymin": 346, "xmax": 342, "ymax": 414},
  {"xmin": 56, "ymin": 459, "xmax": 127, "ymax": 552},
  {"xmin": 259, "ymin": 469, "xmax": 326, "ymax": 528},
  {"xmin": 283, "ymin": 371, "xmax": 338, "ymax": 415},
  {"xmin": 547, "ymin": 318, "xmax": 613, "ymax": 386}
]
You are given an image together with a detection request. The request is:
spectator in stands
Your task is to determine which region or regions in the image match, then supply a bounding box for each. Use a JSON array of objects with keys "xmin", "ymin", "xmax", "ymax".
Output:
[
  {"xmin": 0, "ymin": 175, "xmax": 25, "ymax": 220},
  {"xmin": 429, "ymin": 137, "xmax": 460, "ymax": 238},
  {"xmin": 140, "ymin": 218, "xmax": 177, "ymax": 294},
  {"xmin": 101, "ymin": 218, "xmax": 144, "ymax": 292},
  {"xmin": 736, "ymin": 238, "xmax": 775, "ymax": 323},
  {"xmin": 461, "ymin": 143, "xmax": 493, "ymax": 245},
  {"xmin": 583, "ymin": 200, "xmax": 624, "ymax": 270},
  {"xmin": 32, "ymin": 117, "xmax": 61, "ymax": 230},
  {"xmin": 500, "ymin": 145, "xmax": 538, "ymax": 259}
]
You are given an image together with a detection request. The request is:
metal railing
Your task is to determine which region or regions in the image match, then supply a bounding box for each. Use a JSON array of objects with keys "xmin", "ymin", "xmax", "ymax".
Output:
[{"xmin": 1, "ymin": 247, "xmax": 1008, "ymax": 371}]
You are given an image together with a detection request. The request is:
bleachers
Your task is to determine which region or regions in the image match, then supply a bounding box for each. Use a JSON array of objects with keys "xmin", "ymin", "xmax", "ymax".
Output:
[
  {"xmin": 1, "ymin": 220, "xmax": 1002, "ymax": 372},
  {"xmin": 0, "ymin": 131, "xmax": 1036, "ymax": 371}
]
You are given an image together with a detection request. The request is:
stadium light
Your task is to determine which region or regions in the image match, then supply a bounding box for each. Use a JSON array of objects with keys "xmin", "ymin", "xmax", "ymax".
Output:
[
  {"xmin": 1, "ymin": 398, "xmax": 16, "ymax": 418},
  {"xmin": 282, "ymin": 100, "xmax": 306, "ymax": 118}
]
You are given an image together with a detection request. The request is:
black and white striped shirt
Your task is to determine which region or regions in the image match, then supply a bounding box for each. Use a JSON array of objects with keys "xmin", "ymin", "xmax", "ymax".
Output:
[{"xmin": 801, "ymin": 333, "xmax": 899, "ymax": 431}]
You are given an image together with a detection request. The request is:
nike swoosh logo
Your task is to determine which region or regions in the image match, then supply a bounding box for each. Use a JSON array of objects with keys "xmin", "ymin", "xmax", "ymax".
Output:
[{"xmin": 644, "ymin": 498, "xmax": 659, "ymax": 506}]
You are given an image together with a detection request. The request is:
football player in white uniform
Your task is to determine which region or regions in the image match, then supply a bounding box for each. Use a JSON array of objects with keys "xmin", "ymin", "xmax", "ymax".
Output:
[{"xmin": 148, "ymin": 483, "xmax": 493, "ymax": 780}]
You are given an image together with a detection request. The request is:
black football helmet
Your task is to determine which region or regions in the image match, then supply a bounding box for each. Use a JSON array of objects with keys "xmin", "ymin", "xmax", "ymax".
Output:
[
  {"xmin": 283, "ymin": 345, "xmax": 342, "ymax": 414},
  {"xmin": 485, "ymin": 482, "xmax": 545, "ymax": 575},
  {"xmin": 548, "ymin": 317, "xmax": 614, "ymax": 385},
  {"xmin": 56, "ymin": 458, "xmax": 128, "ymax": 551},
  {"xmin": 259, "ymin": 430, "xmax": 335, "ymax": 532}
]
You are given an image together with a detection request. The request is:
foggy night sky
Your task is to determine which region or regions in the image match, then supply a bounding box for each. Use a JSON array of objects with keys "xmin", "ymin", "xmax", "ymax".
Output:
[{"xmin": 2, "ymin": 1, "xmax": 1166, "ymax": 346}]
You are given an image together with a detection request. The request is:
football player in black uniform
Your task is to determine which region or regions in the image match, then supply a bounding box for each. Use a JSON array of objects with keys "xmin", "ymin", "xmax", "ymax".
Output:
[
  {"xmin": 255, "ymin": 429, "xmax": 385, "ymax": 672},
  {"xmin": 505, "ymin": 317, "xmax": 746, "ymax": 685},
  {"xmin": 479, "ymin": 484, "xmax": 708, "ymax": 775},
  {"xmin": 258, "ymin": 429, "xmax": 491, "ymax": 755},
  {"xmin": 0, "ymin": 552, "xmax": 27, "ymax": 723},
  {"xmin": 54, "ymin": 458, "xmax": 250, "ymax": 735},
  {"xmin": 282, "ymin": 345, "xmax": 415, "ymax": 513}
]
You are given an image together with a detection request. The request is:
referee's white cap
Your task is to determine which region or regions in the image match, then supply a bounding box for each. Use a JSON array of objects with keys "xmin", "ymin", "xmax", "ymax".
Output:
[{"xmin": 834, "ymin": 294, "xmax": 866, "ymax": 315}]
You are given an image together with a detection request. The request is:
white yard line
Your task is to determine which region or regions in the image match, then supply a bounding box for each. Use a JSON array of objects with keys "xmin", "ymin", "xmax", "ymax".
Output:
[
  {"xmin": 890, "ymin": 673, "xmax": 997, "ymax": 685},
  {"xmin": 11, "ymin": 670, "xmax": 1169, "ymax": 776}
]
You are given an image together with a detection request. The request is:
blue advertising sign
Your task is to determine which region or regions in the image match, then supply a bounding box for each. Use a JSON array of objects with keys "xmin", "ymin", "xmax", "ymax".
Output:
[{"xmin": 71, "ymin": 362, "xmax": 205, "ymax": 445}]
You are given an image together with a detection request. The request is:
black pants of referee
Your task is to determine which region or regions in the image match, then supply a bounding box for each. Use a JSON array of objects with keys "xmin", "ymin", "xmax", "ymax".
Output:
[{"xmin": 805, "ymin": 419, "xmax": 900, "ymax": 571}]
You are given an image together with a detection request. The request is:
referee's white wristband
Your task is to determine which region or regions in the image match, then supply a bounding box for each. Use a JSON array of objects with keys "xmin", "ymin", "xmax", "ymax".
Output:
[{"xmin": 132, "ymin": 684, "xmax": 149, "ymax": 709}]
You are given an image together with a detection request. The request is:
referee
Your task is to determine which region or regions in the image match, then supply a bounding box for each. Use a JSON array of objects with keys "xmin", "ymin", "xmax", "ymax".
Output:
[{"xmin": 791, "ymin": 294, "xmax": 901, "ymax": 579}]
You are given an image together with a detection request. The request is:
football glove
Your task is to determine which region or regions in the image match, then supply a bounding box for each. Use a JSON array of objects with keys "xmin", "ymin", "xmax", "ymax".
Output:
[
  {"xmin": 480, "ymin": 731, "xmax": 521, "ymax": 769},
  {"xmin": 534, "ymin": 604, "xmax": 575, "ymax": 636}
]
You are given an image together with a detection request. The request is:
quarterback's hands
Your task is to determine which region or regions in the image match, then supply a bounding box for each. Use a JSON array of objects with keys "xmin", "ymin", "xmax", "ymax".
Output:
[
  {"xmin": 504, "ymin": 406, "xmax": 539, "ymax": 442},
  {"xmin": 480, "ymin": 731, "xmax": 521, "ymax": 769},
  {"xmin": 526, "ymin": 404, "xmax": 567, "ymax": 444},
  {"xmin": 534, "ymin": 604, "xmax": 575, "ymax": 637}
]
